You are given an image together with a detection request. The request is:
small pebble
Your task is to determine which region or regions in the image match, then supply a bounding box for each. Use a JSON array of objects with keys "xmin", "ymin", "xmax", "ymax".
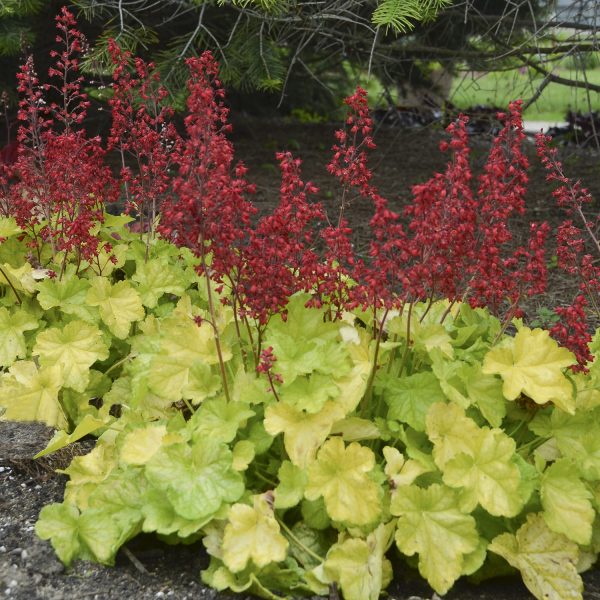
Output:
[
  {"xmin": 155, "ymin": 593, "xmax": 165, "ymax": 599},
  {"xmin": 20, "ymin": 550, "xmax": 28, "ymax": 560}
]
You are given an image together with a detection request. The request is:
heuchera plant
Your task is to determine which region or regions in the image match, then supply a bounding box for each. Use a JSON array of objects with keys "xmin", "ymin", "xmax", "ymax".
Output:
[{"xmin": 1, "ymin": 8, "xmax": 600, "ymax": 600}]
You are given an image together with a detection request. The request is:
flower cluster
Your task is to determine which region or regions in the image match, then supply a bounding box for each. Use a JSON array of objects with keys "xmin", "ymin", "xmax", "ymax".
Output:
[
  {"xmin": 159, "ymin": 52, "xmax": 256, "ymax": 284},
  {"xmin": 108, "ymin": 41, "xmax": 180, "ymax": 233},
  {"xmin": 9, "ymin": 7, "xmax": 115, "ymax": 268},
  {"xmin": 237, "ymin": 152, "xmax": 323, "ymax": 324},
  {"xmin": 536, "ymin": 133, "xmax": 599, "ymax": 367}
]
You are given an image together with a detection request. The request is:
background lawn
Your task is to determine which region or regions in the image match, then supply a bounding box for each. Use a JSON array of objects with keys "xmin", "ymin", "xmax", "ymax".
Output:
[{"xmin": 450, "ymin": 64, "xmax": 600, "ymax": 122}]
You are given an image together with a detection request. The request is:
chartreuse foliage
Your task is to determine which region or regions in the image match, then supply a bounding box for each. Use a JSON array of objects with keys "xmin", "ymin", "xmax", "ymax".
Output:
[{"xmin": 2, "ymin": 214, "xmax": 600, "ymax": 600}]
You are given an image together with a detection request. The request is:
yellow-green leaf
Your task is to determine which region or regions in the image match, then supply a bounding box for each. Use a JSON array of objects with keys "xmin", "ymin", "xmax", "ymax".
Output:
[
  {"xmin": 541, "ymin": 459, "xmax": 594, "ymax": 545},
  {"xmin": 442, "ymin": 427, "xmax": 523, "ymax": 516},
  {"xmin": 383, "ymin": 446, "xmax": 430, "ymax": 488},
  {"xmin": 132, "ymin": 258, "xmax": 190, "ymax": 308},
  {"xmin": 391, "ymin": 483, "xmax": 479, "ymax": 595},
  {"xmin": 120, "ymin": 425, "xmax": 168, "ymax": 466},
  {"xmin": 425, "ymin": 402, "xmax": 480, "ymax": 469},
  {"xmin": 305, "ymin": 437, "xmax": 382, "ymax": 526},
  {"xmin": 0, "ymin": 361, "xmax": 65, "ymax": 428},
  {"xmin": 86, "ymin": 277, "xmax": 145, "ymax": 339},
  {"xmin": 274, "ymin": 461, "xmax": 307, "ymax": 509},
  {"xmin": 489, "ymin": 513, "xmax": 582, "ymax": 600},
  {"xmin": 323, "ymin": 522, "xmax": 395, "ymax": 600},
  {"xmin": 35, "ymin": 414, "xmax": 108, "ymax": 458},
  {"xmin": 264, "ymin": 401, "xmax": 344, "ymax": 468},
  {"xmin": 222, "ymin": 495, "xmax": 289, "ymax": 572},
  {"xmin": 34, "ymin": 320, "xmax": 109, "ymax": 392},
  {"xmin": 482, "ymin": 327, "xmax": 576, "ymax": 413},
  {"xmin": 0, "ymin": 216, "xmax": 22, "ymax": 239},
  {"xmin": 0, "ymin": 306, "xmax": 38, "ymax": 366}
]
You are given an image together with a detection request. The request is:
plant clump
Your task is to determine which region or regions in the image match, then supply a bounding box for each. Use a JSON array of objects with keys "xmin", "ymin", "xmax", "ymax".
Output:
[{"xmin": 0, "ymin": 9, "xmax": 599, "ymax": 600}]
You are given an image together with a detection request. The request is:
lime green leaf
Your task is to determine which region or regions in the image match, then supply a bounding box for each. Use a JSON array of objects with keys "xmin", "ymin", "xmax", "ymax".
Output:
[
  {"xmin": 181, "ymin": 361, "xmax": 222, "ymax": 404},
  {"xmin": 281, "ymin": 373, "xmax": 339, "ymax": 413},
  {"xmin": 0, "ymin": 306, "xmax": 38, "ymax": 366},
  {"xmin": 489, "ymin": 513, "xmax": 583, "ymax": 600},
  {"xmin": 231, "ymin": 368, "xmax": 272, "ymax": 405},
  {"xmin": 274, "ymin": 461, "xmax": 307, "ymax": 509},
  {"xmin": 264, "ymin": 401, "xmax": 344, "ymax": 468},
  {"xmin": 482, "ymin": 327, "xmax": 576, "ymax": 413},
  {"xmin": 430, "ymin": 349, "xmax": 470, "ymax": 408},
  {"xmin": 323, "ymin": 522, "xmax": 395, "ymax": 600},
  {"xmin": 442, "ymin": 428, "xmax": 523, "ymax": 516},
  {"xmin": 132, "ymin": 258, "xmax": 189, "ymax": 308},
  {"xmin": 62, "ymin": 444, "xmax": 118, "ymax": 509},
  {"xmin": 265, "ymin": 294, "xmax": 352, "ymax": 385},
  {"xmin": 86, "ymin": 277, "xmax": 145, "ymax": 339},
  {"xmin": 148, "ymin": 311, "xmax": 229, "ymax": 400},
  {"xmin": 34, "ymin": 320, "xmax": 109, "ymax": 392},
  {"xmin": 301, "ymin": 498, "xmax": 331, "ymax": 530},
  {"xmin": 463, "ymin": 363, "xmax": 506, "ymax": 427},
  {"xmin": 36, "ymin": 503, "xmax": 131, "ymax": 566},
  {"xmin": 425, "ymin": 402, "xmax": 480, "ymax": 469},
  {"xmin": 202, "ymin": 562, "xmax": 252, "ymax": 593},
  {"xmin": 0, "ymin": 262, "xmax": 36, "ymax": 294},
  {"xmin": 572, "ymin": 372, "xmax": 600, "ymax": 412},
  {"xmin": 383, "ymin": 446, "xmax": 430, "ymax": 488},
  {"xmin": 0, "ymin": 216, "xmax": 22, "ymax": 239},
  {"xmin": 232, "ymin": 440, "xmax": 255, "ymax": 471},
  {"xmin": 412, "ymin": 321, "xmax": 454, "ymax": 359},
  {"xmin": 142, "ymin": 488, "xmax": 215, "ymax": 536},
  {"xmin": 77, "ymin": 508, "xmax": 137, "ymax": 565},
  {"xmin": 0, "ymin": 361, "xmax": 65, "ymax": 428},
  {"xmin": 36, "ymin": 275, "xmax": 96, "ymax": 322},
  {"xmin": 101, "ymin": 212, "xmax": 135, "ymax": 229},
  {"xmin": 36, "ymin": 503, "xmax": 85, "ymax": 566},
  {"xmin": 305, "ymin": 437, "xmax": 382, "ymax": 526},
  {"xmin": 189, "ymin": 398, "xmax": 254, "ymax": 444},
  {"xmin": 383, "ymin": 371, "xmax": 446, "ymax": 431},
  {"xmin": 145, "ymin": 440, "xmax": 244, "ymax": 521},
  {"xmin": 35, "ymin": 414, "xmax": 108, "ymax": 458},
  {"xmin": 531, "ymin": 408, "xmax": 600, "ymax": 481},
  {"xmin": 222, "ymin": 494, "xmax": 289, "ymax": 572},
  {"xmin": 120, "ymin": 425, "xmax": 168, "ymax": 466},
  {"xmin": 391, "ymin": 483, "xmax": 479, "ymax": 594},
  {"xmin": 330, "ymin": 417, "xmax": 380, "ymax": 441},
  {"xmin": 541, "ymin": 459, "xmax": 594, "ymax": 545}
]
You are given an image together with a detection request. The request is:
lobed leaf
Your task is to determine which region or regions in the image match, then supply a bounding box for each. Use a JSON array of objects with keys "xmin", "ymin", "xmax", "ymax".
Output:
[
  {"xmin": 305, "ymin": 437, "xmax": 382, "ymax": 526},
  {"xmin": 391, "ymin": 483, "xmax": 480, "ymax": 595},
  {"xmin": 489, "ymin": 513, "xmax": 583, "ymax": 600},
  {"xmin": 482, "ymin": 327, "xmax": 576, "ymax": 413}
]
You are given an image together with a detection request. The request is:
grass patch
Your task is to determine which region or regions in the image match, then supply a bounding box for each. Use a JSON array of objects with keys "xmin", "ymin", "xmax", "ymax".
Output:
[{"xmin": 451, "ymin": 67, "xmax": 600, "ymax": 121}]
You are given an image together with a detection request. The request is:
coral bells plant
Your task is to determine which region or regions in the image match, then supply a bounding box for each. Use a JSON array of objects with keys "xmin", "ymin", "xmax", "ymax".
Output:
[
  {"xmin": 7, "ymin": 7, "xmax": 115, "ymax": 271},
  {"xmin": 2, "ymin": 12, "xmax": 600, "ymax": 600}
]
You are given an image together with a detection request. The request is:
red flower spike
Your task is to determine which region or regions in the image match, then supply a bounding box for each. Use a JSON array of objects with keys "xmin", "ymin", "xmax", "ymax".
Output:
[{"xmin": 10, "ymin": 7, "xmax": 115, "ymax": 265}]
